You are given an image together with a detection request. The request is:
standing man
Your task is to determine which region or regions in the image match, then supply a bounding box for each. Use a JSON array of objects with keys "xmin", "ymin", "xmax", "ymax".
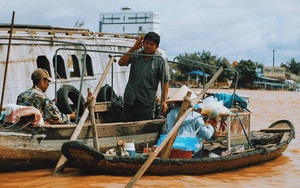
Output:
[
  {"xmin": 17, "ymin": 68, "xmax": 76, "ymax": 124},
  {"xmin": 118, "ymin": 32, "xmax": 170, "ymax": 122}
]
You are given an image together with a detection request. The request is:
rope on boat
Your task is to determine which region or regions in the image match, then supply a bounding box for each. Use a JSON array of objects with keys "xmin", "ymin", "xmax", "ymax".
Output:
[
  {"xmin": 2, "ymin": 121, "xmax": 32, "ymax": 131},
  {"xmin": 255, "ymin": 144, "xmax": 272, "ymax": 156},
  {"xmin": 0, "ymin": 115, "xmax": 45, "ymax": 134}
]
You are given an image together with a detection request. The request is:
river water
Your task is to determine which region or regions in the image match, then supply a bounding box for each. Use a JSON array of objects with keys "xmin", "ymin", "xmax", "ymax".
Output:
[{"xmin": 0, "ymin": 89, "xmax": 299, "ymax": 188}]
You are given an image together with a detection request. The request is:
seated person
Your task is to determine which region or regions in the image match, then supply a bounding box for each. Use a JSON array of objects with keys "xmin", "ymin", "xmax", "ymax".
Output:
[
  {"xmin": 17, "ymin": 68, "xmax": 76, "ymax": 124},
  {"xmin": 162, "ymin": 85, "xmax": 215, "ymax": 158}
]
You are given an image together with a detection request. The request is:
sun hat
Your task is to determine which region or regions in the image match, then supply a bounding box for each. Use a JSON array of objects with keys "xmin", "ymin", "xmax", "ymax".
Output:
[
  {"xmin": 31, "ymin": 68, "xmax": 53, "ymax": 82},
  {"xmin": 167, "ymin": 85, "xmax": 198, "ymax": 103}
]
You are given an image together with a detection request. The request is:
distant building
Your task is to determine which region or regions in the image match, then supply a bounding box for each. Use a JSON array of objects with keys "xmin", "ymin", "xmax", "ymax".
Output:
[
  {"xmin": 99, "ymin": 7, "xmax": 161, "ymax": 35},
  {"xmin": 253, "ymin": 66, "xmax": 295, "ymax": 90},
  {"xmin": 263, "ymin": 67, "xmax": 285, "ymax": 78}
]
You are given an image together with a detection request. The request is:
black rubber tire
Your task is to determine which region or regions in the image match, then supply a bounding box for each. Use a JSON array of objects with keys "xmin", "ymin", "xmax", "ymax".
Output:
[
  {"xmin": 56, "ymin": 85, "xmax": 85, "ymax": 116},
  {"xmin": 96, "ymin": 84, "xmax": 116, "ymax": 102}
]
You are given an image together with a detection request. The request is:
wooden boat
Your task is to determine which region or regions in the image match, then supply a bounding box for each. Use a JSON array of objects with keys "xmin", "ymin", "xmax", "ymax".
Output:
[
  {"xmin": 0, "ymin": 24, "xmax": 167, "ymax": 172},
  {"xmin": 0, "ymin": 116, "xmax": 165, "ymax": 172},
  {"xmin": 61, "ymin": 119, "xmax": 294, "ymax": 175}
]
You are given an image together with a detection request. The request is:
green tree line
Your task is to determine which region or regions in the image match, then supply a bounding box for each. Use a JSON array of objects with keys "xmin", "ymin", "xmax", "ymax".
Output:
[{"xmin": 172, "ymin": 51, "xmax": 299, "ymax": 88}]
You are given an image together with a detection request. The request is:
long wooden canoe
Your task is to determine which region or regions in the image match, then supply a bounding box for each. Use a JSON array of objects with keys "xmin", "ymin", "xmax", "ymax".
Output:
[
  {"xmin": 0, "ymin": 117, "xmax": 165, "ymax": 172},
  {"xmin": 61, "ymin": 119, "xmax": 294, "ymax": 175}
]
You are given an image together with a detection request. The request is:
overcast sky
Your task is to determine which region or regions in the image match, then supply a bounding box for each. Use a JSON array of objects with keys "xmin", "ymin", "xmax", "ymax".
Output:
[{"xmin": 1, "ymin": 0, "xmax": 300, "ymax": 67}]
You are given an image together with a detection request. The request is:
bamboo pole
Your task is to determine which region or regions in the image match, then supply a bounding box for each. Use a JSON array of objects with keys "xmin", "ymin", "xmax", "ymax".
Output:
[
  {"xmin": 53, "ymin": 55, "xmax": 116, "ymax": 174},
  {"xmin": 0, "ymin": 11, "xmax": 15, "ymax": 113},
  {"xmin": 87, "ymin": 87, "xmax": 99, "ymax": 151}
]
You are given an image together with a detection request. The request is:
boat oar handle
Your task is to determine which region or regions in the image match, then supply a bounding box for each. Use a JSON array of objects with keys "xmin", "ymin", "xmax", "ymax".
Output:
[{"xmin": 53, "ymin": 55, "xmax": 116, "ymax": 174}]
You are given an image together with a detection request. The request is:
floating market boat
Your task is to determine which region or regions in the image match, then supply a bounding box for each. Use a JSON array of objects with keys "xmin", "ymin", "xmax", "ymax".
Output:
[
  {"xmin": 0, "ymin": 24, "xmax": 294, "ymax": 176},
  {"xmin": 0, "ymin": 116, "xmax": 165, "ymax": 172},
  {"xmin": 61, "ymin": 119, "xmax": 294, "ymax": 175}
]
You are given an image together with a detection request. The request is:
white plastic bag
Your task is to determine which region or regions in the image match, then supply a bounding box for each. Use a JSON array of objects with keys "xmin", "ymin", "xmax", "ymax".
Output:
[{"xmin": 201, "ymin": 96, "xmax": 231, "ymax": 118}]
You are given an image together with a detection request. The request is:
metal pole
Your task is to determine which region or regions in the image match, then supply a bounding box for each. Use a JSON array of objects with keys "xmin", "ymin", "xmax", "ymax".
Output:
[
  {"xmin": 0, "ymin": 11, "xmax": 15, "ymax": 113},
  {"xmin": 273, "ymin": 49, "xmax": 275, "ymax": 67}
]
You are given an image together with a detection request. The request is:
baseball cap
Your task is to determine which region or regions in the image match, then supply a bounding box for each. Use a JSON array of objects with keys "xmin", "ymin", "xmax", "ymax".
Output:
[{"xmin": 31, "ymin": 68, "xmax": 53, "ymax": 82}]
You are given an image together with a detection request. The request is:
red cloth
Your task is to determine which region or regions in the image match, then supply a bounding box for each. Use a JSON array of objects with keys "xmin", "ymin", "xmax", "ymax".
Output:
[{"xmin": 5, "ymin": 104, "xmax": 44, "ymax": 127}]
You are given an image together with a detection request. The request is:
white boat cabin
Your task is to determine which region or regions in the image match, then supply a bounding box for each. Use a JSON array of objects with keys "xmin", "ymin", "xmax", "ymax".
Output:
[{"xmin": 0, "ymin": 25, "xmax": 146, "ymax": 107}]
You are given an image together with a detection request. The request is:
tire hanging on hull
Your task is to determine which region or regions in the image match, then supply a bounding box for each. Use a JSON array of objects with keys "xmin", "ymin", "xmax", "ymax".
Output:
[
  {"xmin": 96, "ymin": 84, "xmax": 116, "ymax": 102},
  {"xmin": 96, "ymin": 84, "xmax": 124, "ymax": 122},
  {"xmin": 56, "ymin": 85, "xmax": 85, "ymax": 116}
]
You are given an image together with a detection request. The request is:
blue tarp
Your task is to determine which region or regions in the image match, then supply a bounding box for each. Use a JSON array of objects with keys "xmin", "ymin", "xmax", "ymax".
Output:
[
  {"xmin": 186, "ymin": 70, "xmax": 210, "ymax": 77},
  {"xmin": 214, "ymin": 93, "xmax": 248, "ymax": 109},
  {"xmin": 156, "ymin": 134, "xmax": 199, "ymax": 151}
]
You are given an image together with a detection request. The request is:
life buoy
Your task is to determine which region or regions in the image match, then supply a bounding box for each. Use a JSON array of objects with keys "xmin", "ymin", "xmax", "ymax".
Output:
[
  {"xmin": 56, "ymin": 85, "xmax": 85, "ymax": 116},
  {"xmin": 96, "ymin": 84, "xmax": 116, "ymax": 102}
]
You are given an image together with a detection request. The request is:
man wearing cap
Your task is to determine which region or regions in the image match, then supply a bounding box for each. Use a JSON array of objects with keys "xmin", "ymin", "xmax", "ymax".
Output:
[
  {"xmin": 162, "ymin": 85, "xmax": 215, "ymax": 158},
  {"xmin": 17, "ymin": 68, "xmax": 76, "ymax": 124}
]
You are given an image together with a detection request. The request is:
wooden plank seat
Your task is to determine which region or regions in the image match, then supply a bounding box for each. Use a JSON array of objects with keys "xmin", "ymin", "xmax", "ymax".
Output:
[
  {"xmin": 94, "ymin": 102, "xmax": 111, "ymax": 112},
  {"xmin": 260, "ymin": 127, "xmax": 291, "ymax": 133}
]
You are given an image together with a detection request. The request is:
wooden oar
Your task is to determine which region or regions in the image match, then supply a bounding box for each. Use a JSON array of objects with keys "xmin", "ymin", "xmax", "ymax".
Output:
[
  {"xmin": 125, "ymin": 66, "xmax": 224, "ymax": 188},
  {"xmin": 53, "ymin": 55, "xmax": 116, "ymax": 174}
]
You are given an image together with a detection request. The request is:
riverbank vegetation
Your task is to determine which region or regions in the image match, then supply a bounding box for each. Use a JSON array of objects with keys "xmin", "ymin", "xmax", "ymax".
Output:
[{"xmin": 171, "ymin": 51, "xmax": 300, "ymax": 89}]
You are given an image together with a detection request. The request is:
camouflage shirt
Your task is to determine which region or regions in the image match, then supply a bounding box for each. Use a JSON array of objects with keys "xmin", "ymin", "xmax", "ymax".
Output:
[{"xmin": 16, "ymin": 87, "xmax": 70, "ymax": 124}]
